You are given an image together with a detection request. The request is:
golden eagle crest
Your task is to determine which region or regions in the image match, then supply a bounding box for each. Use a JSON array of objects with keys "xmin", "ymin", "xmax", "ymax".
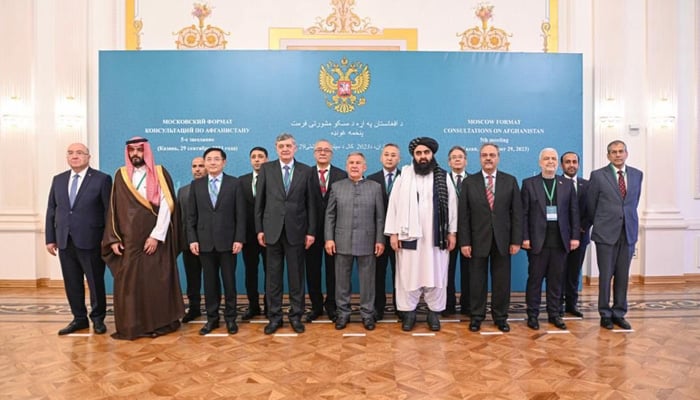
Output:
[{"xmin": 319, "ymin": 57, "xmax": 370, "ymax": 113}]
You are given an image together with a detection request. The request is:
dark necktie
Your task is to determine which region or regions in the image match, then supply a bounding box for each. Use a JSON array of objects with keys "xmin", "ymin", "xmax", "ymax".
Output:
[
  {"xmin": 618, "ymin": 170, "xmax": 626, "ymax": 199},
  {"xmin": 69, "ymin": 174, "xmax": 79, "ymax": 207},
  {"xmin": 386, "ymin": 172, "xmax": 394, "ymax": 194},
  {"xmin": 319, "ymin": 168, "xmax": 328, "ymax": 195},
  {"xmin": 455, "ymin": 174, "xmax": 462, "ymax": 195}
]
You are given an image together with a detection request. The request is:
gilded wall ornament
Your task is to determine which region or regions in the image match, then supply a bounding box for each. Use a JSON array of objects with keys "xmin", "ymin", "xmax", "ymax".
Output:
[
  {"xmin": 305, "ymin": 0, "xmax": 381, "ymax": 35},
  {"xmin": 457, "ymin": 2, "xmax": 512, "ymax": 51},
  {"xmin": 174, "ymin": 3, "xmax": 229, "ymax": 49}
]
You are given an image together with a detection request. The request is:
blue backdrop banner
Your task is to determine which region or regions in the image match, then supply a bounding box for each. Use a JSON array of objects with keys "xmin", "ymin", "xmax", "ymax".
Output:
[{"xmin": 100, "ymin": 50, "xmax": 582, "ymax": 294}]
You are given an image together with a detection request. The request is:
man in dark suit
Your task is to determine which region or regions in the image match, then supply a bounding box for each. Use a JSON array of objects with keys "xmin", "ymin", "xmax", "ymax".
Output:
[
  {"xmin": 366, "ymin": 143, "xmax": 400, "ymax": 321},
  {"xmin": 255, "ymin": 133, "xmax": 318, "ymax": 334},
  {"xmin": 306, "ymin": 139, "xmax": 347, "ymax": 322},
  {"xmin": 587, "ymin": 140, "xmax": 643, "ymax": 330},
  {"xmin": 177, "ymin": 156, "xmax": 206, "ymax": 323},
  {"xmin": 521, "ymin": 148, "xmax": 580, "ymax": 330},
  {"xmin": 560, "ymin": 151, "xmax": 591, "ymax": 317},
  {"xmin": 325, "ymin": 152, "xmax": 385, "ymax": 331},
  {"xmin": 444, "ymin": 145, "xmax": 471, "ymax": 317},
  {"xmin": 239, "ymin": 147, "xmax": 268, "ymax": 319},
  {"xmin": 458, "ymin": 143, "xmax": 522, "ymax": 333},
  {"xmin": 187, "ymin": 147, "xmax": 246, "ymax": 335},
  {"xmin": 46, "ymin": 143, "xmax": 112, "ymax": 335}
]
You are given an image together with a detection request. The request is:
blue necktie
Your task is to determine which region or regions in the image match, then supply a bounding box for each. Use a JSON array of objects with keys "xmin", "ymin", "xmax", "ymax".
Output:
[
  {"xmin": 386, "ymin": 172, "xmax": 394, "ymax": 194},
  {"xmin": 283, "ymin": 165, "xmax": 291, "ymax": 193},
  {"xmin": 69, "ymin": 174, "xmax": 79, "ymax": 207},
  {"xmin": 209, "ymin": 177, "xmax": 219, "ymax": 206}
]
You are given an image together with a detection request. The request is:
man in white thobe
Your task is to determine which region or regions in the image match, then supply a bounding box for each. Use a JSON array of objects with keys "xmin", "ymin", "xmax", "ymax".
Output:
[{"xmin": 385, "ymin": 137, "xmax": 457, "ymax": 332}]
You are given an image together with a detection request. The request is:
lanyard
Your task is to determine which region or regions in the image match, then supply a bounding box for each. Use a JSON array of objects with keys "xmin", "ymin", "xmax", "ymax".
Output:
[{"xmin": 542, "ymin": 179, "xmax": 556, "ymax": 205}]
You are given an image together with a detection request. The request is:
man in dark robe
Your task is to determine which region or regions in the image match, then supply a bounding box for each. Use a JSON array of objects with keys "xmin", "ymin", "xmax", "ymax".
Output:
[{"xmin": 102, "ymin": 137, "xmax": 184, "ymax": 339}]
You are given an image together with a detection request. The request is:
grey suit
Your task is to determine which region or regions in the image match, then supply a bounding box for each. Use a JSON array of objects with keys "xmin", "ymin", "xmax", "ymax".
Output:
[
  {"xmin": 587, "ymin": 164, "xmax": 643, "ymax": 319},
  {"xmin": 325, "ymin": 178, "xmax": 385, "ymax": 320}
]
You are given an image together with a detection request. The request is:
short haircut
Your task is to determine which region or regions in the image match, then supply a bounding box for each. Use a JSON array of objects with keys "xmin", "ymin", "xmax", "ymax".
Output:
[
  {"xmin": 347, "ymin": 151, "xmax": 366, "ymax": 161},
  {"xmin": 448, "ymin": 145, "xmax": 467, "ymax": 158},
  {"xmin": 538, "ymin": 147, "xmax": 558, "ymax": 160},
  {"xmin": 480, "ymin": 142, "xmax": 500, "ymax": 154},
  {"xmin": 276, "ymin": 132, "xmax": 296, "ymax": 144},
  {"xmin": 383, "ymin": 143, "xmax": 400, "ymax": 151},
  {"xmin": 560, "ymin": 151, "xmax": 579, "ymax": 164},
  {"xmin": 249, "ymin": 146, "xmax": 268, "ymax": 157},
  {"xmin": 203, "ymin": 147, "xmax": 226, "ymax": 160},
  {"xmin": 606, "ymin": 140, "xmax": 627, "ymax": 154}
]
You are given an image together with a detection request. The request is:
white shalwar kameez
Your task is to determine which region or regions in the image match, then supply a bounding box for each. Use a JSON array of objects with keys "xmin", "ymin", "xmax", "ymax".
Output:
[{"xmin": 384, "ymin": 165, "xmax": 457, "ymax": 312}]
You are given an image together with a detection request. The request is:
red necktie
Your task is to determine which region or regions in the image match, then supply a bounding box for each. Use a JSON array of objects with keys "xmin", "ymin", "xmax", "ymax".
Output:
[
  {"xmin": 486, "ymin": 175, "xmax": 494, "ymax": 210},
  {"xmin": 618, "ymin": 170, "xmax": 626, "ymax": 199},
  {"xmin": 319, "ymin": 169, "xmax": 327, "ymax": 195}
]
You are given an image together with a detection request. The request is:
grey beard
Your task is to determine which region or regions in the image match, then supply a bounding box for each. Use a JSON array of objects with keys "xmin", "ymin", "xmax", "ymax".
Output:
[{"xmin": 413, "ymin": 158, "xmax": 436, "ymax": 176}]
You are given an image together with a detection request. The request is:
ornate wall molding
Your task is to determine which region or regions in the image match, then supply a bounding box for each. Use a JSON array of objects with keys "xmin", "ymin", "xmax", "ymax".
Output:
[
  {"xmin": 457, "ymin": 2, "xmax": 512, "ymax": 51},
  {"xmin": 305, "ymin": 0, "xmax": 381, "ymax": 35},
  {"xmin": 174, "ymin": 3, "xmax": 229, "ymax": 49}
]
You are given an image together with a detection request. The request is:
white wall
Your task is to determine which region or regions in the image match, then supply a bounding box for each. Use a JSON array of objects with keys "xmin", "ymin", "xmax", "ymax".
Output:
[{"xmin": 0, "ymin": 0, "xmax": 697, "ymax": 284}]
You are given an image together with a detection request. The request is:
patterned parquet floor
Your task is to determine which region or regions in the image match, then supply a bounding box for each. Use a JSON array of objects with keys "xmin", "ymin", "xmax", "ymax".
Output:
[{"xmin": 1, "ymin": 284, "xmax": 699, "ymax": 399}]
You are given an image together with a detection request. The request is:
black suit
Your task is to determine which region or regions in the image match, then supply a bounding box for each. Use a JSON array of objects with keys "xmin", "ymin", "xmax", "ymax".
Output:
[
  {"xmin": 561, "ymin": 176, "xmax": 591, "ymax": 312},
  {"xmin": 255, "ymin": 159, "xmax": 318, "ymax": 323},
  {"xmin": 458, "ymin": 170, "xmax": 522, "ymax": 323},
  {"xmin": 521, "ymin": 175, "xmax": 580, "ymax": 318},
  {"xmin": 240, "ymin": 172, "xmax": 266, "ymax": 311},
  {"xmin": 177, "ymin": 184, "xmax": 203, "ymax": 313},
  {"xmin": 187, "ymin": 173, "xmax": 246, "ymax": 323},
  {"xmin": 367, "ymin": 168, "xmax": 399, "ymax": 317},
  {"xmin": 306, "ymin": 165, "xmax": 347, "ymax": 317},
  {"xmin": 45, "ymin": 167, "xmax": 112, "ymax": 324},
  {"xmin": 447, "ymin": 172, "xmax": 470, "ymax": 314}
]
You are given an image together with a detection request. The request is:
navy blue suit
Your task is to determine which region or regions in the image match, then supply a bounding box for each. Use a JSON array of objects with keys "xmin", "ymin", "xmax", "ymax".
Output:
[
  {"xmin": 561, "ymin": 176, "xmax": 591, "ymax": 312},
  {"xmin": 521, "ymin": 175, "xmax": 580, "ymax": 318},
  {"xmin": 45, "ymin": 167, "xmax": 112, "ymax": 323},
  {"xmin": 587, "ymin": 164, "xmax": 643, "ymax": 319}
]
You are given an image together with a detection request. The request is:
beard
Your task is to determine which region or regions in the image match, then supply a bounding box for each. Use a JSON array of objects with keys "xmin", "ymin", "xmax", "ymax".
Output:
[
  {"xmin": 130, "ymin": 156, "xmax": 145, "ymax": 167},
  {"xmin": 413, "ymin": 158, "xmax": 437, "ymax": 176}
]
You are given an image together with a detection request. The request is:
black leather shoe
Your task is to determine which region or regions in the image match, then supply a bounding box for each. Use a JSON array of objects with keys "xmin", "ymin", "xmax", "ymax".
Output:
[
  {"xmin": 527, "ymin": 316, "xmax": 540, "ymax": 330},
  {"xmin": 264, "ymin": 320, "xmax": 283, "ymax": 335},
  {"xmin": 305, "ymin": 311, "xmax": 322, "ymax": 323},
  {"xmin": 612, "ymin": 317, "xmax": 632, "ymax": 330},
  {"xmin": 58, "ymin": 320, "xmax": 89, "ymax": 335},
  {"xmin": 335, "ymin": 317, "xmax": 348, "ymax": 330},
  {"xmin": 226, "ymin": 320, "xmax": 238, "ymax": 334},
  {"xmin": 600, "ymin": 317, "xmax": 614, "ymax": 329},
  {"xmin": 469, "ymin": 319, "xmax": 481, "ymax": 332},
  {"xmin": 548, "ymin": 316, "xmax": 567, "ymax": 330},
  {"xmin": 441, "ymin": 307, "xmax": 456, "ymax": 317},
  {"xmin": 362, "ymin": 318, "xmax": 376, "ymax": 331},
  {"xmin": 199, "ymin": 321, "xmax": 220, "ymax": 335},
  {"xmin": 401, "ymin": 310, "xmax": 416, "ymax": 332},
  {"xmin": 290, "ymin": 319, "xmax": 305, "ymax": 333},
  {"xmin": 182, "ymin": 311, "xmax": 201, "ymax": 323},
  {"xmin": 93, "ymin": 320, "xmax": 107, "ymax": 335},
  {"xmin": 326, "ymin": 308, "xmax": 338, "ymax": 322},
  {"xmin": 374, "ymin": 312, "xmax": 384, "ymax": 321},
  {"xmin": 566, "ymin": 308, "xmax": 584, "ymax": 318},
  {"xmin": 241, "ymin": 307, "xmax": 261, "ymax": 320},
  {"xmin": 495, "ymin": 320, "xmax": 510, "ymax": 332},
  {"xmin": 427, "ymin": 311, "xmax": 441, "ymax": 331}
]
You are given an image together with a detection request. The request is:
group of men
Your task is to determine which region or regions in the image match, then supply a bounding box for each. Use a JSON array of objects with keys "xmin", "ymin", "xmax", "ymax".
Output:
[{"xmin": 45, "ymin": 135, "xmax": 642, "ymax": 338}]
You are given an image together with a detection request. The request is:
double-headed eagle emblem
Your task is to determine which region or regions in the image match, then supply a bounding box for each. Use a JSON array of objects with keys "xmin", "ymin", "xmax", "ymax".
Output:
[{"xmin": 319, "ymin": 57, "xmax": 370, "ymax": 113}]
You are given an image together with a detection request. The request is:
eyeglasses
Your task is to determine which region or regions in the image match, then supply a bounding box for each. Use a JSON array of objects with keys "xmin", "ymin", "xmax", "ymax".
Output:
[
  {"xmin": 67, "ymin": 151, "xmax": 88, "ymax": 156},
  {"xmin": 449, "ymin": 155, "xmax": 465, "ymax": 160},
  {"xmin": 314, "ymin": 148, "xmax": 333, "ymax": 154}
]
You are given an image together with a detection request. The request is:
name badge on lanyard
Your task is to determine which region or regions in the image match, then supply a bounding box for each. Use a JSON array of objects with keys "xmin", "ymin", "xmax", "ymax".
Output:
[{"xmin": 543, "ymin": 179, "xmax": 557, "ymax": 221}]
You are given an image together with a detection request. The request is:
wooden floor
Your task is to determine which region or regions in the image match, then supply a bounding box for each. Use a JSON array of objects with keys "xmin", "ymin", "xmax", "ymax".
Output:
[{"xmin": 1, "ymin": 284, "xmax": 699, "ymax": 399}]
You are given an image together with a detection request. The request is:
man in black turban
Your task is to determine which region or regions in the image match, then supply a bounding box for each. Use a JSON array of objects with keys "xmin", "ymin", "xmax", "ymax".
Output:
[{"xmin": 383, "ymin": 137, "xmax": 457, "ymax": 332}]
